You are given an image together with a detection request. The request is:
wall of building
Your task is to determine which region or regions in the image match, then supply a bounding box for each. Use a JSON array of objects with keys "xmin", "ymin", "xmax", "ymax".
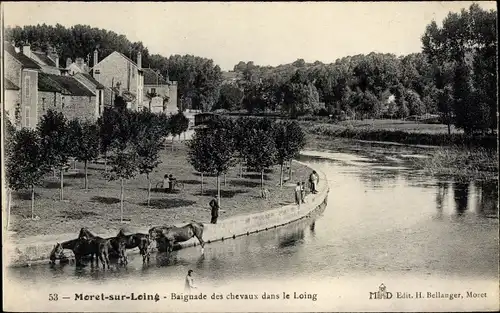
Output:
[
  {"xmin": 37, "ymin": 91, "xmax": 63, "ymax": 118},
  {"xmin": 4, "ymin": 90, "xmax": 20, "ymax": 125},
  {"xmin": 66, "ymin": 95, "xmax": 98, "ymax": 122},
  {"xmin": 93, "ymin": 52, "xmax": 142, "ymax": 111},
  {"xmin": 20, "ymin": 70, "xmax": 38, "ymax": 129}
]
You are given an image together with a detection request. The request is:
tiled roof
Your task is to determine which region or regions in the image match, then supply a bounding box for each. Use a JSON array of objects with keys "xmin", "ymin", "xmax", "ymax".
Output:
[
  {"xmin": 39, "ymin": 73, "xmax": 94, "ymax": 96},
  {"xmin": 32, "ymin": 51, "xmax": 57, "ymax": 67},
  {"xmin": 4, "ymin": 78, "xmax": 20, "ymax": 90},
  {"xmin": 143, "ymin": 68, "xmax": 169, "ymax": 85},
  {"xmin": 4, "ymin": 42, "xmax": 42, "ymax": 70},
  {"xmin": 77, "ymin": 72, "xmax": 105, "ymax": 89},
  {"xmin": 38, "ymin": 73, "xmax": 71, "ymax": 95}
]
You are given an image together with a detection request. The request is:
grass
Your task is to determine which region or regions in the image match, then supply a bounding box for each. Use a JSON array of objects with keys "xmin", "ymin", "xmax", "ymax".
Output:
[
  {"xmin": 306, "ymin": 134, "xmax": 498, "ymax": 181},
  {"xmin": 300, "ymin": 119, "xmax": 497, "ymax": 148},
  {"xmin": 8, "ymin": 141, "xmax": 311, "ymax": 239}
]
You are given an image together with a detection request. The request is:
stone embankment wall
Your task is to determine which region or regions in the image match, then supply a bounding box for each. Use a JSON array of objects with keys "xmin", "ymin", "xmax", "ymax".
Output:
[{"xmin": 4, "ymin": 161, "xmax": 328, "ymax": 267}]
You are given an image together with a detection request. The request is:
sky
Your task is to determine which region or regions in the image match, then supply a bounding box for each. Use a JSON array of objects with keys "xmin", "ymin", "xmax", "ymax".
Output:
[{"xmin": 2, "ymin": 1, "xmax": 497, "ymax": 71}]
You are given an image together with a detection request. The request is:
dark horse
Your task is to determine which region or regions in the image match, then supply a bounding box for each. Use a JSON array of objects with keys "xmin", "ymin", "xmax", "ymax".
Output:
[
  {"xmin": 148, "ymin": 221, "xmax": 205, "ymax": 255},
  {"xmin": 49, "ymin": 238, "xmax": 79, "ymax": 265},
  {"xmin": 77, "ymin": 228, "xmax": 115, "ymax": 269},
  {"xmin": 115, "ymin": 229, "xmax": 151, "ymax": 263}
]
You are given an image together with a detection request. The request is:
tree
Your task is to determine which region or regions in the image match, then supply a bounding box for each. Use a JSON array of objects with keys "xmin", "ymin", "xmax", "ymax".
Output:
[
  {"xmin": 133, "ymin": 110, "xmax": 165, "ymax": 206},
  {"xmin": 244, "ymin": 119, "xmax": 277, "ymax": 190},
  {"xmin": 69, "ymin": 119, "xmax": 100, "ymax": 190},
  {"xmin": 187, "ymin": 128, "xmax": 235, "ymax": 204},
  {"xmin": 6, "ymin": 128, "xmax": 48, "ymax": 220},
  {"xmin": 107, "ymin": 146, "xmax": 139, "ymax": 223},
  {"xmin": 274, "ymin": 120, "xmax": 306, "ymax": 187},
  {"xmin": 169, "ymin": 112, "xmax": 189, "ymax": 150},
  {"xmin": 421, "ymin": 4, "xmax": 497, "ymax": 134},
  {"xmin": 215, "ymin": 84, "xmax": 244, "ymax": 111},
  {"xmin": 37, "ymin": 109, "xmax": 71, "ymax": 200}
]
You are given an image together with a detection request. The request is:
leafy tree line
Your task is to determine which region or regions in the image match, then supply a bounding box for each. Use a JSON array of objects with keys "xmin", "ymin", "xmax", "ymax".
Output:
[
  {"xmin": 187, "ymin": 116, "xmax": 306, "ymax": 205},
  {"xmin": 217, "ymin": 4, "xmax": 496, "ymax": 136},
  {"xmin": 4, "ymin": 101, "xmax": 190, "ymax": 222}
]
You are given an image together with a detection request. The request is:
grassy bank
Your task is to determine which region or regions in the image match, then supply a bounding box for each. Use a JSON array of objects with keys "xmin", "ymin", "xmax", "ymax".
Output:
[
  {"xmin": 301, "ymin": 119, "xmax": 497, "ymax": 148},
  {"xmin": 305, "ymin": 134, "xmax": 498, "ymax": 181},
  {"xmin": 8, "ymin": 141, "xmax": 310, "ymax": 239}
]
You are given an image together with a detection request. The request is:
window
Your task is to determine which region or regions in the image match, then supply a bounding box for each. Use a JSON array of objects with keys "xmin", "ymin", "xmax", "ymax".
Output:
[
  {"xmin": 25, "ymin": 107, "xmax": 30, "ymax": 128},
  {"xmin": 25, "ymin": 76, "xmax": 30, "ymax": 99},
  {"xmin": 62, "ymin": 97, "xmax": 65, "ymax": 109},
  {"xmin": 95, "ymin": 69, "xmax": 100, "ymax": 74},
  {"xmin": 42, "ymin": 97, "xmax": 46, "ymax": 111},
  {"xmin": 151, "ymin": 88, "xmax": 156, "ymax": 94}
]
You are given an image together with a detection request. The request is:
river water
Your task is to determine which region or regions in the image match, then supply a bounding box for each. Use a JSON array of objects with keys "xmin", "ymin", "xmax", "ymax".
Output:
[{"xmin": 4, "ymin": 149, "xmax": 499, "ymax": 312}]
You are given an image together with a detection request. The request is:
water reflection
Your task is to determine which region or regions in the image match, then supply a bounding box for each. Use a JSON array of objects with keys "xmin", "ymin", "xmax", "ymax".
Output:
[
  {"xmin": 475, "ymin": 180, "xmax": 499, "ymax": 218},
  {"xmin": 435, "ymin": 182, "xmax": 449, "ymax": 219},
  {"xmin": 453, "ymin": 182, "xmax": 470, "ymax": 217}
]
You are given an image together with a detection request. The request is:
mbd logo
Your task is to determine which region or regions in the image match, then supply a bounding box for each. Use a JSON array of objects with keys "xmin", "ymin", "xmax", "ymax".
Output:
[{"xmin": 369, "ymin": 283, "xmax": 393, "ymax": 299}]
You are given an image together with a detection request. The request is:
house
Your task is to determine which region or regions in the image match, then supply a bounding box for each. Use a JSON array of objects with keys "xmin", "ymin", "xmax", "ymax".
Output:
[
  {"xmin": 37, "ymin": 73, "xmax": 98, "ymax": 121},
  {"xmin": 91, "ymin": 50, "xmax": 144, "ymax": 111},
  {"xmin": 4, "ymin": 42, "xmax": 99, "ymax": 128},
  {"xmin": 4, "ymin": 42, "xmax": 41, "ymax": 129},
  {"xmin": 142, "ymin": 67, "xmax": 178, "ymax": 114}
]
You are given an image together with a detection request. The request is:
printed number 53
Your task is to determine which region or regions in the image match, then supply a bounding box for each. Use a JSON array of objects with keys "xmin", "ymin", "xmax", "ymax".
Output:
[{"xmin": 49, "ymin": 294, "xmax": 58, "ymax": 301}]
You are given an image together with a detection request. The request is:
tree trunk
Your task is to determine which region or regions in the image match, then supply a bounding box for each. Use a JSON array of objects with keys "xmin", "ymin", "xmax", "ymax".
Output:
[
  {"xmin": 260, "ymin": 170, "xmax": 264, "ymax": 190},
  {"xmin": 53, "ymin": 168, "xmax": 57, "ymax": 178},
  {"xmin": 201, "ymin": 172, "xmax": 204, "ymax": 195},
  {"xmin": 216, "ymin": 174, "xmax": 221, "ymax": 206},
  {"xmin": 84, "ymin": 160, "xmax": 88, "ymax": 190},
  {"xmin": 224, "ymin": 173, "xmax": 226, "ymax": 187},
  {"xmin": 73, "ymin": 158, "xmax": 77, "ymax": 170},
  {"xmin": 447, "ymin": 119, "xmax": 451, "ymax": 136},
  {"xmin": 171, "ymin": 137, "xmax": 175, "ymax": 152},
  {"xmin": 147, "ymin": 174, "xmax": 152, "ymax": 207},
  {"xmin": 120, "ymin": 178, "xmax": 124, "ymax": 223},
  {"xmin": 7, "ymin": 188, "xmax": 12, "ymax": 230},
  {"xmin": 280, "ymin": 162, "xmax": 284, "ymax": 187},
  {"xmin": 60, "ymin": 165, "xmax": 64, "ymax": 200},
  {"xmin": 31, "ymin": 185, "xmax": 35, "ymax": 219},
  {"xmin": 289, "ymin": 160, "xmax": 293, "ymax": 181},
  {"xmin": 184, "ymin": 132, "xmax": 186, "ymax": 141},
  {"xmin": 104, "ymin": 151, "xmax": 108, "ymax": 173},
  {"xmin": 149, "ymin": 99, "xmax": 152, "ymax": 111},
  {"xmin": 239, "ymin": 160, "xmax": 243, "ymax": 178}
]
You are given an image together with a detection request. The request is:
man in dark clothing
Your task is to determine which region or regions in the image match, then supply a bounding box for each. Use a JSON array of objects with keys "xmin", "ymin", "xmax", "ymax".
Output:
[{"xmin": 209, "ymin": 198, "xmax": 219, "ymax": 224}]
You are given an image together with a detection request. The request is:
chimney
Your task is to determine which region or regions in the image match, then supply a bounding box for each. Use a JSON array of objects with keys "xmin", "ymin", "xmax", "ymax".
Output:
[
  {"xmin": 66, "ymin": 58, "xmax": 72, "ymax": 68},
  {"xmin": 22, "ymin": 44, "xmax": 31, "ymax": 58},
  {"xmin": 93, "ymin": 49, "xmax": 98, "ymax": 67},
  {"xmin": 137, "ymin": 51, "xmax": 142, "ymax": 69}
]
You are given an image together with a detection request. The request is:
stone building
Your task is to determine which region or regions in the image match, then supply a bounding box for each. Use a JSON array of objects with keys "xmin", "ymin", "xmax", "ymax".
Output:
[
  {"xmin": 90, "ymin": 50, "xmax": 144, "ymax": 110},
  {"xmin": 142, "ymin": 68, "xmax": 178, "ymax": 114}
]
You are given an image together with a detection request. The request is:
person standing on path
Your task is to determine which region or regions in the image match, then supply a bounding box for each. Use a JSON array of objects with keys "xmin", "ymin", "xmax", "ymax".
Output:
[
  {"xmin": 209, "ymin": 197, "xmax": 219, "ymax": 224},
  {"xmin": 295, "ymin": 182, "xmax": 302, "ymax": 205},
  {"xmin": 185, "ymin": 269, "xmax": 197, "ymax": 293},
  {"xmin": 309, "ymin": 170, "xmax": 319, "ymax": 194},
  {"xmin": 163, "ymin": 174, "xmax": 170, "ymax": 193},
  {"xmin": 301, "ymin": 181, "xmax": 306, "ymax": 203}
]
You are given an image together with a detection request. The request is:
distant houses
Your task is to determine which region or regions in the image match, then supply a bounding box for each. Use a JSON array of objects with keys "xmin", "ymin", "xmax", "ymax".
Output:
[{"xmin": 3, "ymin": 41, "xmax": 179, "ymax": 130}]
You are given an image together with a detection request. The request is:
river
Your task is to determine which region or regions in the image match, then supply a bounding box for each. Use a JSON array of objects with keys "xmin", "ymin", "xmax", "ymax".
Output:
[{"xmin": 4, "ymin": 149, "xmax": 498, "ymax": 312}]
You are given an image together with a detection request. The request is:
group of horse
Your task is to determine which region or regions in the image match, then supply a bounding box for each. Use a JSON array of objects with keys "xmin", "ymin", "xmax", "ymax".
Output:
[{"xmin": 49, "ymin": 221, "xmax": 206, "ymax": 269}]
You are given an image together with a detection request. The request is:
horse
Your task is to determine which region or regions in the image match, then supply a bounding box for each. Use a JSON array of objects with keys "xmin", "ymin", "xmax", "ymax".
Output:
[
  {"xmin": 49, "ymin": 238, "xmax": 80, "ymax": 265},
  {"xmin": 148, "ymin": 221, "xmax": 205, "ymax": 255},
  {"xmin": 77, "ymin": 228, "xmax": 114, "ymax": 269},
  {"xmin": 115, "ymin": 229, "xmax": 151, "ymax": 263}
]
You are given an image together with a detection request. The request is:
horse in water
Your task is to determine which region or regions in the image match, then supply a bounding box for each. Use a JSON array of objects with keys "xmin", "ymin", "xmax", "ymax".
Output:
[
  {"xmin": 115, "ymin": 229, "xmax": 151, "ymax": 263},
  {"xmin": 49, "ymin": 238, "xmax": 80, "ymax": 265},
  {"xmin": 77, "ymin": 228, "xmax": 115, "ymax": 269},
  {"xmin": 148, "ymin": 222, "xmax": 205, "ymax": 255}
]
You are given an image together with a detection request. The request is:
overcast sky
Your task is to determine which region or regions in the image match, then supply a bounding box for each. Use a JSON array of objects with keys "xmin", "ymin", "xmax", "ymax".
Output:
[{"xmin": 3, "ymin": 2, "xmax": 497, "ymax": 71}]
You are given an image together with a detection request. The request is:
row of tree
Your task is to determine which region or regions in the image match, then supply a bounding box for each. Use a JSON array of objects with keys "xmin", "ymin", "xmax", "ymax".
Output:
[
  {"xmin": 4, "ymin": 105, "xmax": 190, "ymax": 223},
  {"xmin": 187, "ymin": 116, "xmax": 306, "ymax": 204},
  {"xmin": 6, "ymin": 4, "xmax": 496, "ymax": 135}
]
